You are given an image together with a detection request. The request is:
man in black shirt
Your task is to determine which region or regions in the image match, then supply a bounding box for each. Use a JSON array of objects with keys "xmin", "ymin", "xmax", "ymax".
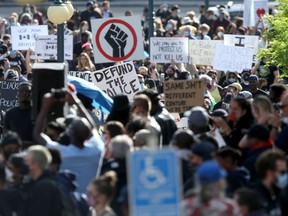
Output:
[
  {"xmin": 248, "ymin": 74, "xmax": 268, "ymax": 98},
  {"xmin": 80, "ymin": 1, "xmax": 102, "ymax": 31}
]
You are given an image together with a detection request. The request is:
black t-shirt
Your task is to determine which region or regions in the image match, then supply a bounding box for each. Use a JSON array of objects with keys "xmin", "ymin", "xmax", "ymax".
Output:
[
  {"xmin": 80, "ymin": 10, "xmax": 102, "ymax": 30},
  {"xmin": 0, "ymin": 189, "xmax": 22, "ymax": 216},
  {"xmin": 4, "ymin": 106, "xmax": 33, "ymax": 142}
]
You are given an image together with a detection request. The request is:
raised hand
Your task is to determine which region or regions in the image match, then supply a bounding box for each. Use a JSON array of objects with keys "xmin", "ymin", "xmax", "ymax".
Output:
[{"xmin": 104, "ymin": 24, "xmax": 128, "ymax": 58}]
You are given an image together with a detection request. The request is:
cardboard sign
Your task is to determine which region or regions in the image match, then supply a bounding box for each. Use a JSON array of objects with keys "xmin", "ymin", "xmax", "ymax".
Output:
[
  {"xmin": 128, "ymin": 149, "xmax": 182, "ymax": 216},
  {"xmin": 0, "ymin": 81, "xmax": 19, "ymax": 111},
  {"xmin": 11, "ymin": 25, "xmax": 48, "ymax": 50},
  {"xmin": 68, "ymin": 71, "xmax": 93, "ymax": 82},
  {"xmin": 34, "ymin": 35, "xmax": 73, "ymax": 60},
  {"xmin": 164, "ymin": 80, "xmax": 204, "ymax": 113},
  {"xmin": 244, "ymin": 0, "xmax": 268, "ymax": 27},
  {"xmin": 91, "ymin": 61, "xmax": 141, "ymax": 100},
  {"xmin": 213, "ymin": 44, "xmax": 254, "ymax": 72},
  {"xmin": 150, "ymin": 37, "xmax": 189, "ymax": 63},
  {"xmin": 189, "ymin": 40, "xmax": 223, "ymax": 65},
  {"xmin": 91, "ymin": 16, "xmax": 144, "ymax": 63}
]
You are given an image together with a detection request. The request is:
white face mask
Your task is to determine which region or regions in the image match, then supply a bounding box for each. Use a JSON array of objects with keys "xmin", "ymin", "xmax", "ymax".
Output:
[
  {"xmin": 217, "ymin": 31, "xmax": 224, "ymax": 37},
  {"xmin": 276, "ymin": 173, "xmax": 288, "ymax": 189},
  {"xmin": 82, "ymin": 25, "xmax": 88, "ymax": 31},
  {"xmin": 282, "ymin": 116, "xmax": 288, "ymax": 125},
  {"xmin": 228, "ymin": 78, "xmax": 236, "ymax": 83}
]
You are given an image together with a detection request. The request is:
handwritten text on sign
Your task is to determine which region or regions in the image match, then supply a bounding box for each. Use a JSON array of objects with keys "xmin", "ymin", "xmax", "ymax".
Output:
[
  {"xmin": 213, "ymin": 44, "xmax": 254, "ymax": 73},
  {"xmin": 91, "ymin": 61, "xmax": 141, "ymax": 100},
  {"xmin": 150, "ymin": 37, "xmax": 189, "ymax": 63},
  {"xmin": 164, "ymin": 80, "xmax": 204, "ymax": 113},
  {"xmin": 0, "ymin": 81, "xmax": 19, "ymax": 111},
  {"xmin": 68, "ymin": 71, "xmax": 92, "ymax": 82},
  {"xmin": 11, "ymin": 25, "xmax": 48, "ymax": 50},
  {"xmin": 189, "ymin": 40, "xmax": 223, "ymax": 65}
]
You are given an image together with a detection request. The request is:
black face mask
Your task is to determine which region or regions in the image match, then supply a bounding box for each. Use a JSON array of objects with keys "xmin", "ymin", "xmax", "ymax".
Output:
[
  {"xmin": 243, "ymin": 75, "xmax": 250, "ymax": 81},
  {"xmin": 168, "ymin": 73, "xmax": 174, "ymax": 78}
]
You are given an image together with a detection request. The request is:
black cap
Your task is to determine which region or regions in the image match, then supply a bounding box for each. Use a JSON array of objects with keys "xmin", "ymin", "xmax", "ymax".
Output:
[
  {"xmin": 1, "ymin": 131, "xmax": 22, "ymax": 147},
  {"xmin": 211, "ymin": 109, "xmax": 228, "ymax": 118},
  {"xmin": 247, "ymin": 124, "xmax": 270, "ymax": 141},
  {"xmin": 191, "ymin": 141, "xmax": 216, "ymax": 161}
]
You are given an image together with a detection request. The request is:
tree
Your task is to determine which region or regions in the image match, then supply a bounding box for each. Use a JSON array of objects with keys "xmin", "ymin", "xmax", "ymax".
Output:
[{"xmin": 258, "ymin": 0, "xmax": 288, "ymax": 76}]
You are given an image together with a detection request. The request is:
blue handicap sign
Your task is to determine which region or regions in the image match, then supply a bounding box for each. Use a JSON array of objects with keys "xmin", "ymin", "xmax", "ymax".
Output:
[{"xmin": 128, "ymin": 149, "xmax": 182, "ymax": 216}]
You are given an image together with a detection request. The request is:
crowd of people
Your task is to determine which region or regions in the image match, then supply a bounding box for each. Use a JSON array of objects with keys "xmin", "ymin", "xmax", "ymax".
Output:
[{"xmin": 0, "ymin": 1, "xmax": 288, "ymax": 216}]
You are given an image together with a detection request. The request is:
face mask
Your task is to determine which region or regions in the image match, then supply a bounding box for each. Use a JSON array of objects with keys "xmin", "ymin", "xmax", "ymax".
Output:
[
  {"xmin": 87, "ymin": 195, "xmax": 96, "ymax": 206},
  {"xmin": 275, "ymin": 173, "xmax": 288, "ymax": 189},
  {"xmin": 282, "ymin": 116, "xmax": 288, "ymax": 125},
  {"xmin": 82, "ymin": 25, "xmax": 88, "ymax": 31},
  {"xmin": 166, "ymin": 23, "xmax": 173, "ymax": 30},
  {"xmin": 183, "ymin": 31, "xmax": 190, "ymax": 37},
  {"xmin": 217, "ymin": 31, "xmax": 224, "ymax": 38},
  {"xmin": 202, "ymin": 31, "xmax": 208, "ymax": 35},
  {"xmin": 10, "ymin": 22, "xmax": 17, "ymax": 26},
  {"xmin": 196, "ymin": 35, "xmax": 202, "ymax": 40},
  {"xmin": 229, "ymin": 78, "xmax": 236, "ymax": 83},
  {"xmin": 24, "ymin": 7, "xmax": 30, "ymax": 13},
  {"xmin": 243, "ymin": 75, "xmax": 250, "ymax": 81},
  {"xmin": 168, "ymin": 73, "xmax": 174, "ymax": 78}
]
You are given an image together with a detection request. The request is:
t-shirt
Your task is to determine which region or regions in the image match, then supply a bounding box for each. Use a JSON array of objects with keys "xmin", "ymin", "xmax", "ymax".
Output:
[
  {"xmin": 4, "ymin": 106, "xmax": 33, "ymax": 142},
  {"xmin": 45, "ymin": 130, "xmax": 105, "ymax": 193}
]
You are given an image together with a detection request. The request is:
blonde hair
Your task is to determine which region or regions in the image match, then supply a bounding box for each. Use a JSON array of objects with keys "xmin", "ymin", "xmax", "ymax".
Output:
[
  {"xmin": 252, "ymin": 96, "xmax": 273, "ymax": 117},
  {"xmin": 77, "ymin": 52, "xmax": 95, "ymax": 71},
  {"xmin": 179, "ymin": 25, "xmax": 197, "ymax": 35},
  {"xmin": 27, "ymin": 145, "xmax": 52, "ymax": 170}
]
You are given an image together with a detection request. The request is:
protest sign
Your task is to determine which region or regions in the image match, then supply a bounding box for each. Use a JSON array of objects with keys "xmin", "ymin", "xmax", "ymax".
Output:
[
  {"xmin": 91, "ymin": 61, "xmax": 141, "ymax": 100},
  {"xmin": 213, "ymin": 44, "xmax": 254, "ymax": 72},
  {"xmin": 244, "ymin": 0, "xmax": 268, "ymax": 27},
  {"xmin": 68, "ymin": 71, "xmax": 93, "ymax": 82},
  {"xmin": 224, "ymin": 34, "xmax": 259, "ymax": 61},
  {"xmin": 0, "ymin": 81, "xmax": 19, "ymax": 111},
  {"xmin": 34, "ymin": 35, "xmax": 73, "ymax": 60},
  {"xmin": 164, "ymin": 80, "xmax": 204, "ymax": 113},
  {"xmin": 11, "ymin": 25, "xmax": 48, "ymax": 50},
  {"xmin": 150, "ymin": 37, "xmax": 189, "ymax": 63},
  {"xmin": 91, "ymin": 16, "xmax": 144, "ymax": 63},
  {"xmin": 189, "ymin": 40, "xmax": 223, "ymax": 65}
]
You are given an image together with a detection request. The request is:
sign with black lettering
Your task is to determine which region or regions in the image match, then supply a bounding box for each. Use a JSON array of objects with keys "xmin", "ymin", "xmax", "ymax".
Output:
[
  {"xmin": 91, "ymin": 61, "xmax": 141, "ymax": 100},
  {"xmin": 68, "ymin": 71, "xmax": 92, "ymax": 82},
  {"xmin": 11, "ymin": 25, "xmax": 48, "ymax": 50},
  {"xmin": 0, "ymin": 81, "xmax": 19, "ymax": 111},
  {"xmin": 164, "ymin": 80, "xmax": 204, "ymax": 113},
  {"xmin": 150, "ymin": 37, "xmax": 189, "ymax": 63}
]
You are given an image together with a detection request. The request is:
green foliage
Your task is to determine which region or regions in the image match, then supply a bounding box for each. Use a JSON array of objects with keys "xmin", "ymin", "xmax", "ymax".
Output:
[{"xmin": 257, "ymin": 0, "xmax": 288, "ymax": 76}]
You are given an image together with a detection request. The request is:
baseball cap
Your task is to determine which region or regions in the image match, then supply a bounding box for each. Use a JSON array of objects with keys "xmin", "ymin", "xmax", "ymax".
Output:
[
  {"xmin": 0, "ymin": 44, "xmax": 8, "ymax": 55},
  {"xmin": 191, "ymin": 141, "xmax": 216, "ymax": 161},
  {"xmin": 185, "ymin": 106, "xmax": 210, "ymax": 129},
  {"xmin": 211, "ymin": 109, "xmax": 228, "ymax": 118},
  {"xmin": 247, "ymin": 124, "xmax": 270, "ymax": 142},
  {"xmin": 239, "ymin": 91, "xmax": 252, "ymax": 100},
  {"xmin": 1, "ymin": 131, "xmax": 22, "ymax": 147},
  {"xmin": 86, "ymin": 1, "xmax": 94, "ymax": 7},
  {"xmin": 4, "ymin": 69, "xmax": 19, "ymax": 80},
  {"xmin": 242, "ymin": 68, "xmax": 251, "ymax": 74},
  {"xmin": 249, "ymin": 74, "xmax": 259, "ymax": 82},
  {"xmin": 196, "ymin": 160, "xmax": 227, "ymax": 184}
]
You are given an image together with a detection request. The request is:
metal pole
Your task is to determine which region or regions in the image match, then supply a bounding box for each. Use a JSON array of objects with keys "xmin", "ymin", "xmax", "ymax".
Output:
[
  {"xmin": 57, "ymin": 23, "xmax": 64, "ymax": 62},
  {"xmin": 148, "ymin": 0, "xmax": 154, "ymax": 53},
  {"xmin": 205, "ymin": 0, "xmax": 209, "ymax": 10}
]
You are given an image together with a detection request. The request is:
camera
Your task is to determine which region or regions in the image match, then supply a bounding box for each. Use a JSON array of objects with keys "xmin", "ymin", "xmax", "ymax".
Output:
[{"xmin": 51, "ymin": 89, "xmax": 66, "ymax": 99}]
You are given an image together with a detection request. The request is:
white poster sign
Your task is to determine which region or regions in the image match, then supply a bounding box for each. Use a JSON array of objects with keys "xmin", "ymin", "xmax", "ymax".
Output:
[
  {"xmin": 213, "ymin": 44, "xmax": 254, "ymax": 73},
  {"xmin": 11, "ymin": 25, "xmax": 48, "ymax": 50},
  {"xmin": 91, "ymin": 16, "xmax": 144, "ymax": 63},
  {"xmin": 189, "ymin": 40, "xmax": 223, "ymax": 65},
  {"xmin": 34, "ymin": 35, "xmax": 73, "ymax": 60},
  {"xmin": 68, "ymin": 71, "xmax": 92, "ymax": 82},
  {"xmin": 244, "ymin": 0, "xmax": 268, "ymax": 27},
  {"xmin": 91, "ymin": 61, "xmax": 141, "ymax": 100},
  {"xmin": 150, "ymin": 37, "xmax": 189, "ymax": 63}
]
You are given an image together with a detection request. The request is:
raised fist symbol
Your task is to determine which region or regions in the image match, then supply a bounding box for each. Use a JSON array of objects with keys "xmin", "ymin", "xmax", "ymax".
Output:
[{"xmin": 104, "ymin": 24, "xmax": 128, "ymax": 58}]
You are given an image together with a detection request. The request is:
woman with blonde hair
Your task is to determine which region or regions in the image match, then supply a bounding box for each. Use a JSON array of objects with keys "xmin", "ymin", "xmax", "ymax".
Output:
[
  {"xmin": 251, "ymin": 95, "xmax": 274, "ymax": 126},
  {"xmin": 76, "ymin": 52, "xmax": 96, "ymax": 71},
  {"xmin": 87, "ymin": 171, "xmax": 118, "ymax": 216},
  {"xmin": 73, "ymin": 20, "xmax": 92, "ymax": 43}
]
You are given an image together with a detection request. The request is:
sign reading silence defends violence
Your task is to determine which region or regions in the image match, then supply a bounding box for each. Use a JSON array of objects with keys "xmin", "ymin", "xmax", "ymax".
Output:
[
  {"xmin": 91, "ymin": 16, "xmax": 144, "ymax": 63},
  {"xmin": 0, "ymin": 81, "xmax": 19, "ymax": 111},
  {"xmin": 91, "ymin": 61, "xmax": 141, "ymax": 100},
  {"xmin": 150, "ymin": 37, "xmax": 189, "ymax": 63},
  {"xmin": 164, "ymin": 80, "xmax": 204, "ymax": 113}
]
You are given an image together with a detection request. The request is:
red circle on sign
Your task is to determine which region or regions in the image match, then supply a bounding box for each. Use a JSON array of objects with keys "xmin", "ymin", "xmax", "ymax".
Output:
[{"xmin": 95, "ymin": 19, "xmax": 138, "ymax": 62}]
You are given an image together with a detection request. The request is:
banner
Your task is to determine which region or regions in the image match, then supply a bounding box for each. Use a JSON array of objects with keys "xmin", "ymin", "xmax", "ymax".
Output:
[
  {"xmin": 0, "ymin": 81, "xmax": 19, "ymax": 111},
  {"xmin": 11, "ymin": 25, "xmax": 48, "ymax": 50},
  {"xmin": 150, "ymin": 37, "xmax": 189, "ymax": 63},
  {"xmin": 68, "ymin": 71, "xmax": 92, "ymax": 82},
  {"xmin": 189, "ymin": 40, "xmax": 223, "ymax": 65},
  {"xmin": 34, "ymin": 35, "xmax": 73, "ymax": 60},
  {"xmin": 164, "ymin": 80, "xmax": 204, "ymax": 113},
  {"xmin": 91, "ymin": 61, "xmax": 141, "ymax": 100},
  {"xmin": 244, "ymin": 0, "xmax": 268, "ymax": 27},
  {"xmin": 91, "ymin": 16, "xmax": 144, "ymax": 63},
  {"xmin": 213, "ymin": 44, "xmax": 254, "ymax": 72}
]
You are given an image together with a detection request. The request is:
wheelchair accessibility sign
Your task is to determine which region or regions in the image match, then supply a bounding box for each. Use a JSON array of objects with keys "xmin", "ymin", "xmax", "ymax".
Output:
[{"xmin": 128, "ymin": 149, "xmax": 182, "ymax": 216}]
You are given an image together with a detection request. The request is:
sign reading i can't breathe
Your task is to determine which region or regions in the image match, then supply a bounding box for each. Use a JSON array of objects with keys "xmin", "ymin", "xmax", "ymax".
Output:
[
  {"xmin": 91, "ymin": 16, "xmax": 144, "ymax": 63},
  {"xmin": 0, "ymin": 81, "xmax": 19, "ymax": 111},
  {"xmin": 164, "ymin": 80, "xmax": 204, "ymax": 113},
  {"xmin": 91, "ymin": 61, "xmax": 141, "ymax": 100},
  {"xmin": 11, "ymin": 25, "xmax": 48, "ymax": 50}
]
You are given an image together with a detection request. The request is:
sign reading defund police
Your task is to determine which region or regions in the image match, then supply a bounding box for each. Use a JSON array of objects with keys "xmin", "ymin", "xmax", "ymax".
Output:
[
  {"xmin": 164, "ymin": 80, "xmax": 204, "ymax": 113},
  {"xmin": 0, "ymin": 81, "xmax": 19, "ymax": 111},
  {"xmin": 91, "ymin": 61, "xmax": 141, "ymax": 100}
]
